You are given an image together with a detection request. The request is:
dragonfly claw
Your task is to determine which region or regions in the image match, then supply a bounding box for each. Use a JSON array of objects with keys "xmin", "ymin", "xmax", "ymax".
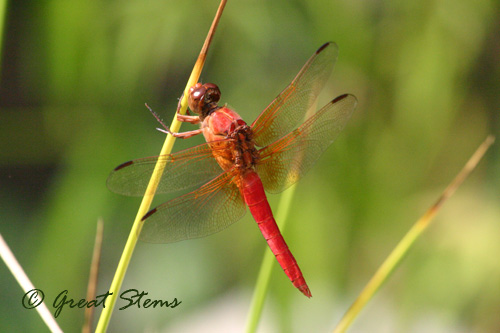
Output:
[{"xmin": 156, "ymin": 127, "xmax": 171, "ymax": 135}]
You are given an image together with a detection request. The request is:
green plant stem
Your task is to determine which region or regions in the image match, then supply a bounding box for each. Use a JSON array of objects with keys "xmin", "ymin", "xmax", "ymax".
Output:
[
  {"xmin": 333, "ymin": 135, "xmax": 495, "ymax": 333},
  {"xmin": 334, "ymin": 211, "xmax": 431, "ymax": 333},
  {"xmin": 83, "ymin": 219, "xmax": 104, "ymax": 333},
  {"xmin": 245, "ymin": 183, "xmax": 297, "ymax": 333},
  {"xmin": 95, "ymin": 2, "xmax": 226, "ymax": 331},
  {"xmin": 0, "ymin": 233, "xmax": 63, "ymax": 333}
]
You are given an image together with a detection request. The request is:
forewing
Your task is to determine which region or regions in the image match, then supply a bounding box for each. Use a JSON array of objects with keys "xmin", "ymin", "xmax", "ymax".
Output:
[
  {"xmin": 107, "ymin": 141, "xmax": 226, "ymax": 197},
  {"xmin": 256, "ymin": 94, "xmax": 357, "ymax": 193},
  {"xmin": 251, "ymin": 42, "xmax": 338, "ymax": 147},
  {"xmin": 139, "ymin": 171, "xmax": 247, "ymax": 243}
]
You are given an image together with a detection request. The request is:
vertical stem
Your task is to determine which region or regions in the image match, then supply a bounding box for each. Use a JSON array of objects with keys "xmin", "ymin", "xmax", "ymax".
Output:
[
  {"xmin": 245, "ymin": 184, "xmax": 297, "ymax": 333},
  {"xmin": 245, "ymin": 96, "xmax": 318, "ymax": 333},
  {"xmin": 82, "ymin": 219, "xmax": 104, "ymax": 333}
]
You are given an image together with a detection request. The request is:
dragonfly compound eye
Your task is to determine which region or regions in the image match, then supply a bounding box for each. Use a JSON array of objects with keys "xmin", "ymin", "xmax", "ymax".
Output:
[{"xmin": 188, "ymin": 83, "xmax": 221, "ymax": 115}]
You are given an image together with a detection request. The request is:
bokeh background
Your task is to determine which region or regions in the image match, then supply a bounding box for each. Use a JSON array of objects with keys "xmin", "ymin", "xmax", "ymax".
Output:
[{"xmin": 1, "ymin": 0, "xmax": 499, "ymax": 332}]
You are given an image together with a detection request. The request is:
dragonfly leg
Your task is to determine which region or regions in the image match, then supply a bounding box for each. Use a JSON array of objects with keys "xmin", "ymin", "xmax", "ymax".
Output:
[
  {"xmin": 146, "ymin": 103, "xmax": 203, "ymax": 139},
  {"xmin": 177, "ymin": 114, "xmax": 201, "ymax": 124},
  {"xmin": 145, "ymin": 103, "xmax": 170, "ymax": 131},
  {"xmin": 156, "ymin": 127, "xmax": 204, "ymax": 139}
]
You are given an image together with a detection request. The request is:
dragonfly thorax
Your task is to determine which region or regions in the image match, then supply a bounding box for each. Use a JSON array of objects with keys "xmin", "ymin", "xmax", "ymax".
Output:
[{"xmin": 229, "ymin": 124, "xmax": 260, "ymax": 171}]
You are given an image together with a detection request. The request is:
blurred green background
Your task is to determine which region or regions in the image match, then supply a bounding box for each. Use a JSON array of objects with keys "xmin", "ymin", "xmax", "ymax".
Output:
[{"xmin": 1, "ymin": 0, "xmax": 499, "ymax": 332}]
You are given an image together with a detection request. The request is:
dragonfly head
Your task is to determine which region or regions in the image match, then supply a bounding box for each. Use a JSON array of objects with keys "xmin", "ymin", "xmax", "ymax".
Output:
[{"xmin": 188, "ymin": 83, "xmax": 221, "ymax": 118}]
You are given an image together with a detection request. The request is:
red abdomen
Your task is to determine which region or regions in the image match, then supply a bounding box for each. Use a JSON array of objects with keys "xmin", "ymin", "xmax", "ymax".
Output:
[{"xmin": 239, "ymin": 171, "xmax": 311, "ymax": 297}]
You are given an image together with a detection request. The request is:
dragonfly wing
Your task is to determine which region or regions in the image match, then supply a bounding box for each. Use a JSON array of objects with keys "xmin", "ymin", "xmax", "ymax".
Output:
[
  {"xmin": 139, "ymin": 171, "xmax": 247, "ymax": 243},
  {"xmin": 107, "ymin": 141, "xmax": 227, "ymax": 196},
  {"xmin": 256, "ymin": 94, "xmax": 357, "ymax": 193},
  {"xmin": 251, "ymin": 42, "xmax": 339, "ymax": 147}
]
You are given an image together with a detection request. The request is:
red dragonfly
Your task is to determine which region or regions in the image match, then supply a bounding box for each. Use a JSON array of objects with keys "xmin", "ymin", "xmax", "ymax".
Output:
[{"xmin": 107, "ymin": 42, "xmax": 356, "ymax": 297}]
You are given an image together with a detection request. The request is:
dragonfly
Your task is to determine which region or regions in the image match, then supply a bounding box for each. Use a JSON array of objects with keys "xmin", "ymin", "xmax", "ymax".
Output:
[{"xmin": 107, "ymin": 42, "xmax": 357, "ymax": 297}]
